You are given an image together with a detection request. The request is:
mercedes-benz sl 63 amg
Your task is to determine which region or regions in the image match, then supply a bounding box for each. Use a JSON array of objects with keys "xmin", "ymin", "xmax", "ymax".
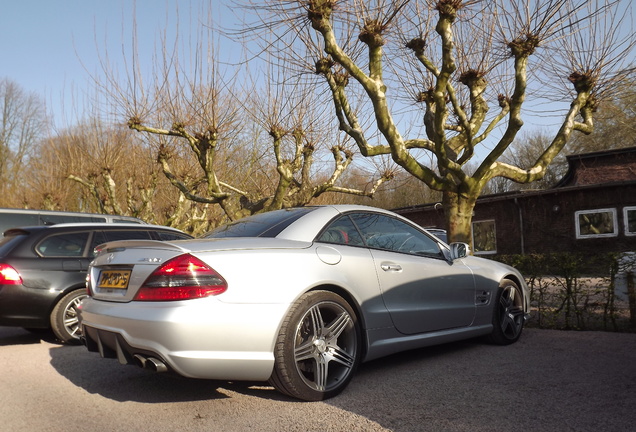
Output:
[{"xmin": 79, "ymin": 205, "xmax": 529, "ymax": 401}]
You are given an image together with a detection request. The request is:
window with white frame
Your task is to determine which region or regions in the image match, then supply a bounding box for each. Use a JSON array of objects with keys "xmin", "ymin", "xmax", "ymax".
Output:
[
  {"xmin": 472, "ymin": 220, "xmax": 496, "ymax": 254},
  {"xmin": 575, "ymin": 208, "xmax": 618, "ymax": 239},
  {"xmin": 624, "ymin": 207, "xmax": 636, "ymax": 236}
]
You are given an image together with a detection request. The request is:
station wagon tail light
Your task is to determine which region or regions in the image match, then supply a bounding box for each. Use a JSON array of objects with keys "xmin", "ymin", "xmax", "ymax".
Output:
[
  {"xmin": 134, "ymin": 254, "xmax": 227, "ymax": 301},
  {"xmin": 0, "ymin": 264, "xmax": 22, "ymax": 285}
]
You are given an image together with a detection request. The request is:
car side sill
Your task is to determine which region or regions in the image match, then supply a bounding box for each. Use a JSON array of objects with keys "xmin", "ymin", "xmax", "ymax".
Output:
[{"xmin": 363, "ymin": 324, "xmax": 492, "ymax": 362}]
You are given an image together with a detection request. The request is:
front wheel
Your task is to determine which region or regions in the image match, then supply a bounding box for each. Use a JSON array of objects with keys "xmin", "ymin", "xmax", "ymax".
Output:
[
  {"xmin": 50, "ymin": 289, "xmax": 87, "ymax": 344},
  {"xmin": 269, "ymin": 291, "xmax": 361, "ymax": 401},
  {"xmin": 487, "ymin": 279, "xmax": 525, "ymax": 345}
]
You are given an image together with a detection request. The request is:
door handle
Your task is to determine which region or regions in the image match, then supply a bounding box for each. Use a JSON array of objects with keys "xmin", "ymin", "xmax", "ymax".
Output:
[{"xmin": 381, "ymin": 263, "xmax": 402, "ymax": 272}]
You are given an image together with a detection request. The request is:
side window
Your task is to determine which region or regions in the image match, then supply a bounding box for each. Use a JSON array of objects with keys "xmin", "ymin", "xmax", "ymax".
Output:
[
  {"xmin": 472, "ymin": 219, "xmax": 497, "ymax": 255},
  {"xmin": 156, "ymin": 231, "xmax": 192, "ymax": 241},
  {"xmin": 625, "ymin": 207, "xmax": 636, "ymax": 236},
  {"xmin": 89, "ymin": 232, "xmax": 108, "ymax": 257},
  {"xmin": 575, "ymin": 208, "xmax": 618, "ymax": 239},
  {"xmin": 316, "ymin": 216, "xmax": 364, "ymax": 246},
  {"xmin": 102, "ymin": 230, "xmax": 154, "ymax": 242},
  {"xmin": 37, "ymin": 232, "xmax": 90, "ymax": 257},
  {"xmin": 111, "ymin": 218, "xmax": 142, "ymax": 224},
  {"xmin": 88, "ymin": 230, "xmax": 154, "ymax": 257},
  {"xmin": 40, "ymin": 215, "xmax": 106, "ymax": 225},
  {"xmin": 350, "ymin": 213, "xmax": 441, "ymax": 256}
]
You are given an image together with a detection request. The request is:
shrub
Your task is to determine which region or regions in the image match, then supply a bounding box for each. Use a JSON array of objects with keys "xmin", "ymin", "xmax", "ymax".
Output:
[{"xmin": 494, "ymin": 253, "xmax": 634, "ymax": 332}]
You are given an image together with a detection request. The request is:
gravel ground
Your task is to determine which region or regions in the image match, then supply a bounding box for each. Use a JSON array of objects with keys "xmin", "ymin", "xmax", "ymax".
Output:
[
  {"xmin": 335, "ymin": 328, "xmax": 636, "ymax": 431},
  {"xmin": 1, "ymin": 326, "xmax": 635, "ymax": 431}
]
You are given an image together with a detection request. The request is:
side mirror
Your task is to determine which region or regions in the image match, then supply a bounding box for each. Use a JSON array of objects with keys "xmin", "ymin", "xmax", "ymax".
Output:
[{"xmin": 449, "ymin": 242, "xmax": 469, "ymax": 260}]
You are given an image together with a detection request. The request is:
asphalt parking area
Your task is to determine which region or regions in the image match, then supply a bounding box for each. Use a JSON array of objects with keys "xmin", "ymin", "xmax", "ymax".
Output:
[{"xmin": 1, "ymin": 327, "xmax": 634, "ymax": 431}]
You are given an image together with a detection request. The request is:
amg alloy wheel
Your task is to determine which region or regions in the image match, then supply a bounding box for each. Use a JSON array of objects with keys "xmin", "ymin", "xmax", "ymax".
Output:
[
  {"xmin": 269, "ymin": 290, "xmax": 361, "ymax": 401},
  {"xmin": 488, "ymin": 279, "xmax": 525, "ymax": 345}
]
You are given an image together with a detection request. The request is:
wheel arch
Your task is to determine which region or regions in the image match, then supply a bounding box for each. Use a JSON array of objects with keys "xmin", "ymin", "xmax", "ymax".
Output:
[
  {"xmin": 500, "ymin": 274, "xmax": 528, "ymax": 311},
  {"xmin": 48, "ymin": 284, "xmax": 87, "ymax": 315},
  {"xmin": 49, "ymin": 285, "xmax": 88, "ymax": 343}
]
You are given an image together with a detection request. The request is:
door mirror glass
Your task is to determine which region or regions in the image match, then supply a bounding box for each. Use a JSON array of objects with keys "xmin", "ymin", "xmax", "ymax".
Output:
[{"xmin": 449, "ymin": 242, "xmax": 469, "ymax": 260}]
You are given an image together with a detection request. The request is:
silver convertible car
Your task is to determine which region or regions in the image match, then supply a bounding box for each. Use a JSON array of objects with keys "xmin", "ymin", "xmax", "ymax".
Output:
[{"xmin": 79, "ymin": 205, "xmax": 529, "ymax": 401}]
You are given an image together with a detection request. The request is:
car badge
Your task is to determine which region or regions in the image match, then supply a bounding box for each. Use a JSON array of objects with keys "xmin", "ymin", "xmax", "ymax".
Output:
[
  {"xmin": 139, "ymin": 257, "xmax": 163, "ymax": 263},
  {"xmin": 106, "ymin": 253, "xmax": 115, "ymax": 264}
]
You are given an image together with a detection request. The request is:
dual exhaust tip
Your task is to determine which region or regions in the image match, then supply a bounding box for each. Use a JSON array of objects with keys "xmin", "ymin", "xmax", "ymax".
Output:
[{"xmin": 133, "ymin": 354, "xmax": 168, "ymax": 373}]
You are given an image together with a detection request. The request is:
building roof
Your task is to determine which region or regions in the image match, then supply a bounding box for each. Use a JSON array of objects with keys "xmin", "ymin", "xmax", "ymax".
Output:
[{"xmin": 555, "ymin": 145, "xmax": 636, "ymax": 187}]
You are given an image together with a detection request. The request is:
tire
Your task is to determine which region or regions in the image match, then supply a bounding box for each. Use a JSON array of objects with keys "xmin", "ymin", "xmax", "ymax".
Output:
[
  {"xmin": 487, "ymin": 279, "xmax": 525, "ymax": 345},
  {"xmin": 269, "ymin": 290, "xmax": 361, "ymax": 401},
  {"xmin": 50, "ymin": 289, "xmax": 88, "ymax": 344}
]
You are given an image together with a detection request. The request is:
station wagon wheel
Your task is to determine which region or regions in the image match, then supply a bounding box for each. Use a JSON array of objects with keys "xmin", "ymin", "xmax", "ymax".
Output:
[
  {"xmin": 269, "ymin": 291, "xmax": 361, "ymax": 401},
  {"xmin": 50, "ymin": 289, "xmax": 88, "ymax": 344},
  {"xmin": 487, "ymin": 279, "xmax": 525, "ymax": 345}
]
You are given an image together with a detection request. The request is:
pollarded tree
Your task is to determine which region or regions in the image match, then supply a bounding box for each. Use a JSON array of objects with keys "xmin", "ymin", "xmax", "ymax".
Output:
[
  {"xmin": 568, "ymin": 80, "xmax": 636, "ymax": 154},
  {"xmin": 244, "ymin": 0, "xmax": 635, "ymax": 246},
  {"xmin": 29, "ymin": 119, "xmax": 163, "ymax": 220},
  {"xmin": 128, "ymin": 76, "xmax": 393, "ymax": 221},
  {"xmin": 488, "ymin": 80, "xmax": 636, "ymax": 194},
  {"xmin": 487, "ymin": 130, "xmax": 568, "ymax": 193},
  {"xmin": 39, "ymin": 121, "xmax": 215, "ymax": 234},
  {"xmin": 96, "ymin": 3, "xmax": 392, "ymax": 223}
]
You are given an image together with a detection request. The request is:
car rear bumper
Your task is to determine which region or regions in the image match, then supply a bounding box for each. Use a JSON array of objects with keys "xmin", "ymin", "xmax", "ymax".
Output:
[
  {"xmin": 0, "ymin": 284, "xmax": 59, "ymax": 328},
  {"xmin": 79, "ymin": 297, "xmax": 289, "ymax": 381}
]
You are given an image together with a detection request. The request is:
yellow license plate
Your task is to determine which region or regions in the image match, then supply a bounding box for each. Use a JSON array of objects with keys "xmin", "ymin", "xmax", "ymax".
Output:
[{"xmin": 98, "ymin": 270, "xmax": 132, "ymax": 289}]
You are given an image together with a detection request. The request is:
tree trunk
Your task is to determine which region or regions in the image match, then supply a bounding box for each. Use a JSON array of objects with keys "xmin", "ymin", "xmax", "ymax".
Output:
[{"xmin": 442, "ymin": 190, "xmax": 477, "ymax": 250}]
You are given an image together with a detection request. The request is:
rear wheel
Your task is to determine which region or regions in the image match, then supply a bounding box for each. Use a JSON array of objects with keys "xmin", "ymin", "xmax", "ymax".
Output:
[
  {"xmin": 269, "ymin": 291, "xmax": 361, "ymax": 401},
  {"xmin": 487, "ymin": 279, "xmax": 525, "ymax": 345},
  {"xmin": 50, "ymin": 289, "xmax": 87, "ymax": 344}
]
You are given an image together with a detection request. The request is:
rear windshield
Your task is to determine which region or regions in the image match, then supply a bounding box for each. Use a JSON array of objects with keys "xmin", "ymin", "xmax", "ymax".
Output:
[
  {"xmin": 0, "ymin": 214, "xmax": 39, "ymax": 234},
  {"xmin": 156, "ymin": 231, "xmax": 193, "ymax": 241},
  {"xmin": 204, "ymin": 207, "xmax": 316, "ymax": 238}
]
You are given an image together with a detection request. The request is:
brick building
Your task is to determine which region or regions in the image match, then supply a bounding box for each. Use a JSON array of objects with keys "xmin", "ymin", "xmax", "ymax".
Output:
[{"xmin": 395, "ymin": 146, "xmax": 636, "ymax": 256}]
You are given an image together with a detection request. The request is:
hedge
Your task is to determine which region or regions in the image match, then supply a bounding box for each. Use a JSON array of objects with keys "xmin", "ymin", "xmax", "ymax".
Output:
[{"xmin": 494, "ymin": 253, "xmax": 636, "ymax": 332}]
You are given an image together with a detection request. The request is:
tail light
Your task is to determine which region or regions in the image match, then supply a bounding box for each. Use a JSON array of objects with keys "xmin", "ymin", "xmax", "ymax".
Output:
[
  {"xmin": 86, "ymin": 273, "xmax": 92, "ymax": 297},
  {"xmin": 134, "ymin": 254, "xmax": 227, "ymax": 301},
  {"xmin": 0, "ymin": 264, "xmax": 22, "ymax": 285}
]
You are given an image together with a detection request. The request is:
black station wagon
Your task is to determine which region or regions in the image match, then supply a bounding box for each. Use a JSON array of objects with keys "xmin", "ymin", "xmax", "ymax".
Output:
[{"xmin": 0, "ymin": 223, "xmax": 192, "ymax": 343}]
